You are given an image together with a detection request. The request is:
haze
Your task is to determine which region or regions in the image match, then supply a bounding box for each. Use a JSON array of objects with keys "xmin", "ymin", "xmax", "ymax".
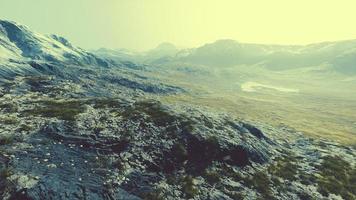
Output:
[{"xmin": 1, "ymin": 0, "xmax": 356, "ymax": 51}]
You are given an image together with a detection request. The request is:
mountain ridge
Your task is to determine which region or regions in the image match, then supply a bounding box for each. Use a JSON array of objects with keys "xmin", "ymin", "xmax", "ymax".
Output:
[{"xmin": 0, "ymin": 19, "xmax": 111, "ymax": 67}]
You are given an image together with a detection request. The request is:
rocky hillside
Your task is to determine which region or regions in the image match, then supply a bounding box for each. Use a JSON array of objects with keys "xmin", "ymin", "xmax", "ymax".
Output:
[{"xmin": 1, "ymin": 20, "xmax": 356, "ymax": 200}]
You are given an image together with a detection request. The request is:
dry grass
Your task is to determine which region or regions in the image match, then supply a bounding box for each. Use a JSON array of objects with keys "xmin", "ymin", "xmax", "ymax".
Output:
[{"xmin": 161, "ymin": 91, "xmax": 356, "ymax": 145}]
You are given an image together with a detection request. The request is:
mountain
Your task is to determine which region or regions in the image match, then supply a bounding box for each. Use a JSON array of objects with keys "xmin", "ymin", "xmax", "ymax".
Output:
[
  {"xmin": 152, "ymin": 39, "xmax": 356, "ymax": 74},
  {"xmin": 177, "ymin": 39, "xmax": 270, "ymax": 67},
  {"xmin": 1, "ymin": 20, "xmax": 356, "ymax": 200},
  {"xmin": 146, "ymin": 42, "xmax": 178, "ymax": 58},
  {"xmin": 0, "ymin": 20, "xmax": 182, "ymax": 94},
  {"xmin": 92, "ymin": 48, "xmax": 138, "ymax": 62},
  {"xmin": 94, "ymin": 42, "xmax": 179, "ymax": 64},
  {"xmin": 0, "ymin": 20, "xmax": 110, "ymax": 67},
  {"xmin": 97, "ymin": 38, "xmax": 356, "ymax": 74}
]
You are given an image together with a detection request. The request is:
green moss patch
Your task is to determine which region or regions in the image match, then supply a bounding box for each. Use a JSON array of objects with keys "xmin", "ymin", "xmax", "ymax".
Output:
[
  {"xmin": 316, "ymin": 155, "xmax": 356, "ymax": 200},
  {"xmin": 244, "ymin": 171, "xmax": 276, "ymax": 200},
  {"xmin": 0, "ymin": 102, "xmax": 18, "ymax": 113},
  {"xmin": 23, "ymin": 100, "xmax": 86, "ymax": 121},
  {"xmin": 0, "ymin": 116, "xmax": 18, "ymax": 125},
  {"xmin": 0, "ymin": 135, "xmax": 15, "ymax": 145},
  {"xmin": 268, "ymin": 156, "xmax": 298, "ymax": 181},
  {"xmin": 181, "ymin": 175, "xmax": 198, "ymax": 199},
  {"xmin": 121, "ymin": 100, "xmax": 177, "ymax": 126}
]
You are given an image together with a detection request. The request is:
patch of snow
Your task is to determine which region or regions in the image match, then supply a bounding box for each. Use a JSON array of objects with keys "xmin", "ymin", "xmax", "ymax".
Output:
[{"xmin": 240, "ymin": 81, "xmax": 299, "ymax": 93}]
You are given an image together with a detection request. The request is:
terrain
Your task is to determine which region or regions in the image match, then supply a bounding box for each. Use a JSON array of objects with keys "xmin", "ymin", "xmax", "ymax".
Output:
[
  {"xmin": 0, "ymin": 20, "xmax": 355, "ymax": 200},
  {"xmin": 99, "ymin": 39, "xmax": 356, "ymax": 144}
]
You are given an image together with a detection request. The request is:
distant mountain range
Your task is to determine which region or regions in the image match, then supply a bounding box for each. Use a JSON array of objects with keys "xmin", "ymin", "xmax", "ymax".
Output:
[
  {"xmin": 95, "ymin": 38, "xmax": 356, "ymax": 74},
  {"xmin": 178, "ymin": 39, "xmax": 356, "ymax": 73},
  {"xmin": 3, "ymin": 18, "xmax": 355, "ymax": 75},
  {"xmin": 93, "ymin": 42, "xmax": 179, "ymax": 64}
]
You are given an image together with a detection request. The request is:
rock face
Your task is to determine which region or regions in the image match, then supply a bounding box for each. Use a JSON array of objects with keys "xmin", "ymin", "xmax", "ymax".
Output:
[
  {"xmin": 0, "ymin": 89, "xmax": 275, "ymax": 199},
  {"xmin": 1, "ymin": 20, "xmax": 356, "ymax": 200},
  {"xmin": 0, "ymin": 86, "xmax": 274, "ymax": 199}
]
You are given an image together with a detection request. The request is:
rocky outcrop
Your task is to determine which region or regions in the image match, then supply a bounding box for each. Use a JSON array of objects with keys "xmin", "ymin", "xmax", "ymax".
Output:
[{"xmin": 0, "ymin": 87, "xmax": 276, "ymax": 199}]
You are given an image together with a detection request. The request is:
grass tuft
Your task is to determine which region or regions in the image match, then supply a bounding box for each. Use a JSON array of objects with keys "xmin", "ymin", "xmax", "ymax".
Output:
[
  {"xmin": 316, "ymin": 155, "xmax": 356, "ymax": 200},
  {"xmin": 23, "ymin": 100, "xmax": 86, "ymax": 121}
]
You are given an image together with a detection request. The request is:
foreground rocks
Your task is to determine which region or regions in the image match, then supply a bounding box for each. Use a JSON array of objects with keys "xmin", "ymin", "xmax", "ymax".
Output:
[{"xmin": 0, "ymin": 77, "xmax": 355, "ymax": 200}]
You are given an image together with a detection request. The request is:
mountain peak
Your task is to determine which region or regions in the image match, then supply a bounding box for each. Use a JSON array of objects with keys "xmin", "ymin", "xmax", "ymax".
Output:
[
  {"xmin": 0, "ymin": 20, "xmax": 111, "ymax": 67},
  {"xmin": 155, "ymin": 42, "xmax": 177, "ymax": 51}
]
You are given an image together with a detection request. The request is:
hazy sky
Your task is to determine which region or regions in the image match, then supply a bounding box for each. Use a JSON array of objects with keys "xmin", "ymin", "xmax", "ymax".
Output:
[{"xmin": 1, "ymin": 0, "xmax": 356, "ymax": 51}]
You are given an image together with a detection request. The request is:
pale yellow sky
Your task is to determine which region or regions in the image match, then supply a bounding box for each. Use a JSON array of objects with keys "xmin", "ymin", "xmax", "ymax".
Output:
[{"xmin": 1, "ymin": 0, "xmax": 356, "ymax": 51}]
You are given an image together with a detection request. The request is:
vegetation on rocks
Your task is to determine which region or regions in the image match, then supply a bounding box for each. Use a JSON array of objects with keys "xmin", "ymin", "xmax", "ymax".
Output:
[
  {"xmin": 244, "ymin": 171, "xmax": 275, "ymax": 200},
  {"xmin": 0, "ymin": 166, "xmax": 12, "ymax": 197},
  {"xmin": 0, "ymin": 135, "xmax": 15, "ymax": 146},
  {"xmin": 268, "ymin": 156, "xmax": 298, "ymax": 181},
  {"xmin": 121, "ymin": 100, "xmax": 179, "ymax": 126},
  {"xmin": 316, "ymin": 155, "xmax": 356, "ymax": 200},
  {"xmin": 23, "ymin": 99, "xmax": 87, "ymax": 121},
  {"xmin": 181, "ymin": 175, "xmax": 198, "ymax": 199},
  {"xmin": 0, "ymin": 102, "xmax": 18, "ymax": 113}
]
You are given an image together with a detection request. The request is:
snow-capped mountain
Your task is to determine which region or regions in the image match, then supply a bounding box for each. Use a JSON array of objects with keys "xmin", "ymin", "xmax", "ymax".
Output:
[
  {"xmin": 0, "ymin": 20, "xmax": 111, "ymax": 67},
  {"xmin": 98, "ymin": 38, "xmax": 356, "ymax": 74},
  {"xmin": 0, "ymin": 20, "xmax": 184, "ymax": 95},
  {"xmin": 94, "ymin": 42, "xmax": 180, "ymax": 64},
  {"xmin": 172, "ymin": 39, "xmax": 356, "ymax": 73}
]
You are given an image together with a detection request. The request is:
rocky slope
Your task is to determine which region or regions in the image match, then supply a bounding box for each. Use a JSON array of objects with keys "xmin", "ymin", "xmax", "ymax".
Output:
[{"xmin": 1, "ymin": 20, "xmax": 356, "ymax": 200}]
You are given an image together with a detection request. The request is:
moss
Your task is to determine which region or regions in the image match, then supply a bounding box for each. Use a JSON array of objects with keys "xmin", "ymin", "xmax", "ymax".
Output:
[
  {"xmin": 166, "ymin": 174, "xmax": 180, "ymax": 185},
  {"xmin": 316, "ymin": 155, "xmax": 356, "ymax": 200},
  {"xmin": 0, "ymin": 167, "xmax": 12, "ymax": 180},
  {"xmin": 93, "ymin": 156, "xmax": 111, "ymax": 168},
  {"xmin": 268, "ymin": 156, "xmax": 298, "ymax": 181},
  {"xmin": 142, "ymin": 188, "xmax": 165, "ymax": 200},
  {"xmin": 201, "ymin": 116, "xmax": 214, "ymax": 129},
  {"xmin": 0, "ymin": 102, "xmax": 18, "ymax": 113},
  {"xmin": 204, "ymin": 169, "xmax": 220, "ymax": 184},
  {"xmin": 244, "ymin": 171, "xmax": 275, "ymax": 200},
  {"xmin": 220, "ymin": 165, "xmax": 244, "ymax": 181},
  {"xmin": 23, "ymin": 100, "xmax": 86, "ymax": 121},
  {"xmin": 299, "ymin": 172, "xmax": 317, "ymax": 185},
  {"xmin": 270, "ymin": 176, "xmax": 282, "ymax": 187},
  {"xmin": 181, "ymin": 175, "xmax": 198, "ymax": 199},
  {"xmin": 135, "ymin": 100, "xmax": 176, "ymax": 126},
  {"xmin": 228, "ymin": 192, "xmax": 245, "ymax": 200},
  {"xmin": 113, "ymin": 158, "xmax": 125, "ymax": 170},
  {"xmin": 120, "ymin": 100, "xmax": 196, "ymax": 135},
  {"xmin": 0, "ymin": 135, "xmax": 15, "ymax": 145},
  {"xmin": 89, "ymin": 98, "xmax": 124, "ymax": 109},
  {"xmin": 16, "ymin": 124, "xmax": 34, "ymax": 133},
  {"xmin": 180, "ymin": 118, "xmax": 195, "ymax": 133},
  {"xmin": 297, "ymin": 192, "xmax": 315, "ymax": 200},
  {"xmin": 121, "ymin": 100, "xmax": 174, "ymax": 126},
  {"xmin": 0, "ymin": 116, "xmax": 18, "ymax": 125},
  {"xmin": 0, "ymin": 166, "xmax": 13, "ymax": 196}
]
